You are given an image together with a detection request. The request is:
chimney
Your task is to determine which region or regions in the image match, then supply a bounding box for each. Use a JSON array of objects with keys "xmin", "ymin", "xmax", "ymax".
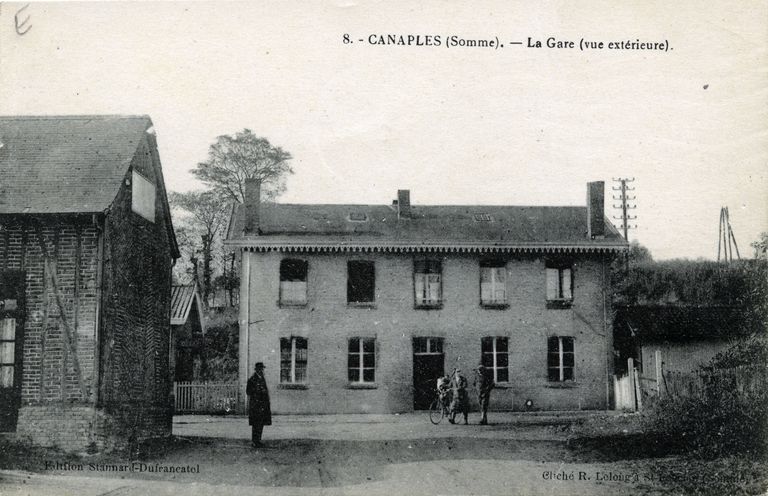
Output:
[
  {"xmin": 586, "ymin": 181, "xmax": 605, "ymax": 238},
  {"xmin": 244, "ymin": 178, "xmax": 261, "ymax": 234},
  {"xmin": 397, "ymin": 189, "xmax": 411, "ymax": 219}
]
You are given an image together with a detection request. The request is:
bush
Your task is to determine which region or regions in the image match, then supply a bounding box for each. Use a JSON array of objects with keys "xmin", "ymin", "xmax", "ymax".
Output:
[{"xmin": 645, "ymin": 337, "xmax": 768, "ymax": 459}]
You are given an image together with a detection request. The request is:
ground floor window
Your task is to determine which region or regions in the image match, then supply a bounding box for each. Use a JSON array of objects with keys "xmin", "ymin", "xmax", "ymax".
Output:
[
  {"xmin": 547, "ymin": 336, "xmax": 574, "ymax": 382},
  {"xmin": 0, "ymin": 318, "xmax": 15, "ymax": 388},
  {"xmin": 481, "ymin": 336, "xmax": 509, "ymax": 382},
  {"xmin": 348, "ymin": 337, "xmax": 375, "ymax": 383},
  {"xmin": 280, "ymin": 337, "xmax": 308, "ymax": 384}
]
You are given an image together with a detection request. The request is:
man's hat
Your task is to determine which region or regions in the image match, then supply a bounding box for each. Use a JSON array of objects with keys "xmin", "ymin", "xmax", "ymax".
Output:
[{"xmin": 254, "ymin": 362, "xmax": 265, "ymax": 370}]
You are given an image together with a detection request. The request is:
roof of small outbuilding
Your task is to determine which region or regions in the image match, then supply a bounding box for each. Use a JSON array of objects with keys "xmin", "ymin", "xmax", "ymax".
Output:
[
  {"xmin": 171, "ymin": 284, "xmax": 205, "ymax": 328},
  {"xmin": 226, "ymin": 203, "xmax": 627, "ymax": 252},
  {"xmin": 0, "ymin": 115, "xmax": 151, "ymax": 214}
]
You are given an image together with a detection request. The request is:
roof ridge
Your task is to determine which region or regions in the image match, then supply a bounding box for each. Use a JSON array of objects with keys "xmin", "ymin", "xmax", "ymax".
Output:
[
  {"xmin": 0, "ymin": 114, "xmax": 151, "ymax": 120},
  {"xmin": 266, "ymin": 203, "xmax": 588, "ymax": 208}
]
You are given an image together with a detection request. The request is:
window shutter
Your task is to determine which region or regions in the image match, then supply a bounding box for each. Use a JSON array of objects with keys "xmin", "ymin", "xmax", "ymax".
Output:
[
  {"xmin": 414, "ymin": 274, "xmax": 426, "ymax": 304},
  {"xmin": 546, "ymin": 268, "xmax": 559, "ymax": 300},
  {"xmin": 428, "ymin": 274, "xmax": 441, "ymax": 302},
  {"xmin": 561, "ymin": 269, "xmax": 572, "ymax": 299}
]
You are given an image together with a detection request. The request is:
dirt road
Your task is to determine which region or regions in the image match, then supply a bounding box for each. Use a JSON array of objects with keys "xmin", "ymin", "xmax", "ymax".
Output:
[{"xmin": 0, "ymin": 413, "xmax": 671, "ymax": 495}]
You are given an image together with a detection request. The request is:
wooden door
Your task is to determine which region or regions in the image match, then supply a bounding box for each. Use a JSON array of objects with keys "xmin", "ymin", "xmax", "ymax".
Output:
[
  {"xmin": 0, "ymin": 271, "xmax": 24, "ymax": 432},
  {"xmin": 412, "ymin": 337, "xmax": 445, "ymax": 410}
]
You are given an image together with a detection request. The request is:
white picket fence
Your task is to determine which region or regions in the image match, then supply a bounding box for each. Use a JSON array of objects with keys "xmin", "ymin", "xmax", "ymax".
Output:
[{"xmin": 173, "ymin": 382, "xmax": 241, "ymax": 414}]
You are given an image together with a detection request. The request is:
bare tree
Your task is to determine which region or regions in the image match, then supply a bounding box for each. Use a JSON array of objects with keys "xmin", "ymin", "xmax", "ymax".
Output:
[
  {"xmin": 191, "ymin": 129, "xmax": 293, "ymax": 203},
  {"xmin": 170, "ymin": 190, "xmax": 229, "ymax": 302}
]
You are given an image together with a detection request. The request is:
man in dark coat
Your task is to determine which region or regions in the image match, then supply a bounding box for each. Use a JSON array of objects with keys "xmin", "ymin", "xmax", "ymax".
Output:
[
  {"xmin": 474, "ymin": 363, "xmax": 495, "ymax": 425},
  {"xmin": 448, "ymin": 368, "xmax": 469, "ymax": 425},
  {"xmin": 246, "ymin": 362, "xmax": 271, "ymax": 447}
]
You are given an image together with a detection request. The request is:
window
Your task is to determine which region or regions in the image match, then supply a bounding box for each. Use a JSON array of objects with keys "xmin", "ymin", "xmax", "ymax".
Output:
[
  {"xmin": 480, "ymin": 261, "xmax": 507, "ymax": 306},
  {"xmin": 481, "ymin": 337, "xmax": 509, "ymax": 382},
  {"xmin": 280, "ymin": 259, "xmax": 308, "ymax": 305},
  {"xmin": 131, "ymin": 170, "xmax": 156, "ymax": 222},
  {"xmin": 348, "ymin": 337, "xmax": 375, "ymax": 383},
  {"xmin": 546, "ymin": 264, "xmax": 573, "ymax": 301},
  {"xmin": 347, "ymin": 261, "xmax": 375, "ymax": 304},
  {"xmin": 414, "ymin": 260, "xmax": 442, "ymax": 307},
  {"xmin": 0, "ymin": 318, "xmax": 15, "ymax": 388},
  {"xmin": 280, "ymin": 337, "xmax": 308, "ymax": 384},
  {"xmin": 413, "ymin": 337, "xmax": 443, "ymax": 354},
  {"xmin": 548, "ymin": 336, "xmax": 574, "ymax": 382}
]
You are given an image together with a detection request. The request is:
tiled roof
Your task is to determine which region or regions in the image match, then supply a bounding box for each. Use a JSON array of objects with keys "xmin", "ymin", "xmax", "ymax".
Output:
[
  {"xmin": 171, "ymin": 284, "xmax": 204, "ymax": 327},
  {"xmin": 226, "ymin": 203, "xmax": 627, "ymax": 253},
  {"xmin": 0, "ymin": 115, "xmax": 151, "ymax": 214}
]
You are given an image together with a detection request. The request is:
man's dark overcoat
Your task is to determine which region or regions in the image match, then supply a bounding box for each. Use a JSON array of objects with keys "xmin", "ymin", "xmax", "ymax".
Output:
[{"xmin": 247, "ymin": 371, "xmax": 272, "ymax": 426}]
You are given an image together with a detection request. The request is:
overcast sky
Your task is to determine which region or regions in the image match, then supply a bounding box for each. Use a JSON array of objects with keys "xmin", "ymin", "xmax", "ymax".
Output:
[{"xmin": 1, "ymin": 1, "xmax": 765, "ymax": 260}]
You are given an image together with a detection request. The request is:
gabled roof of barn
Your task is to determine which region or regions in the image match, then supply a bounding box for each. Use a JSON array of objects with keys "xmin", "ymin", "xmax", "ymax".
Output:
[
  {"xmin": 0, "ymin": 115, "xmax": 179, "ymax": 257},
  {"xmin": 0, "ymin": 115, "xmax": 153, "ymax": 213},
  {"xmin": 226, "ymin": 202, "xmax": 627, "ymax": 253}
]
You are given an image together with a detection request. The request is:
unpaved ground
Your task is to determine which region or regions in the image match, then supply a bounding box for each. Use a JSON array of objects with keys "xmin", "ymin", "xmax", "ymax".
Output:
[{"xmin": 0, "ymin": 413, "xmax": 720, "ymax": 495}]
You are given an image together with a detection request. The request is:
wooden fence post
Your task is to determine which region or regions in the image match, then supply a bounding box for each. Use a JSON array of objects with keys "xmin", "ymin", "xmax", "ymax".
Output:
[
  {"xmin": 628, "ymin": 358, "xmax": 637, "ymax": 411},
  {"xmin": 633, "ymin": 367, "xmax": 643, "ymax": 410},
  {"xmin": 655, "ymin": 350, "xmax": 664, "ymax": 397}
]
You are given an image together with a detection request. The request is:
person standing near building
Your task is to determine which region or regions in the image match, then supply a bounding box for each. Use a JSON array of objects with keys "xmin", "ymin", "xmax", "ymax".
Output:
[
  {"xmin": 448, "ymin": 368, "xmax": 469, "ymax": 425},
  {"xmin": 474, "ymin": 363, "xmax": 495, "ymax": 425},
  {"xmin": 246, "ymin": 362, "xmax": 271, "ymax": 447}
]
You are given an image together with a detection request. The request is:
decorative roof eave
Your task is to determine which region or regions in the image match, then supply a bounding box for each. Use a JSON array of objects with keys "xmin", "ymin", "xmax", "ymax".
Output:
[{"xmin": 225, "ymin": 240, "xmax": 628, "ymax": 254}]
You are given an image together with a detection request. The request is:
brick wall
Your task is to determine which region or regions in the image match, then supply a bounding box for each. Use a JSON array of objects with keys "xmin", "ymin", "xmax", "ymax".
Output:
[
  {"xmin": 0, "ymin": 220, "xmax": 100, "ymax": 404},
  {"xmin": 241, "ymin": 251, "xmax": 615, "ymax": 413},
  {"xmin": 98, "ymin": 135, "xmax": 174, "ymax": 441}
]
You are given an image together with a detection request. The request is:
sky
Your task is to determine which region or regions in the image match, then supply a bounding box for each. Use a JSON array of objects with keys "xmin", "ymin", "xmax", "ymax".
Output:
[{"xmin": 0, "ymin": 1, "xmax": 765, "ymax": 260}]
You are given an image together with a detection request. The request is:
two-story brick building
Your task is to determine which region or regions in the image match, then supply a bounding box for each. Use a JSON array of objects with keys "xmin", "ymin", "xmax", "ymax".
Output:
[
  {"xmin": 227, "ymin": 181, "xmax": 626, "ymax": 413},
  {"xmin": 0, "ymin": 115, "xmax": 179, "ymax": 451}
]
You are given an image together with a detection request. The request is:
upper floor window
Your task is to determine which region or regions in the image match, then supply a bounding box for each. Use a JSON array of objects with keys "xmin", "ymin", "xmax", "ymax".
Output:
[
  {"xmin": 414, "ymin": 259, "xmax": 442, "ymax": 308},
  {"xmin": 481, "ymin": 336, "xmax": 509, "ymax": 382},
  {"xmin": 347, "ymin": 261, "xmax": 375, "ymax": 304},
  {"xmin": 280, "ymin": 259, "xmax": 308, "ymax": 305},
  {"xmin": 547, "ymin": 336, "xmax": 575, "ymax": 382},
  {"xmin": 348, "ymin": 337, "xmax": 375, "ymax": 383},
  {"xmin": 280, "ymin": 337, "xmax": 308, "ymax": 384},
  {"xmin": 131, "ymin": 170, "xmax": 155, "ymax": 222},
  {"xmin": 546, "ymin": 263, "xmax": 573, "ymax": 302},
  {"xmin": 480, "ymin": 261, "xmax": 507, "ymax": 307}
]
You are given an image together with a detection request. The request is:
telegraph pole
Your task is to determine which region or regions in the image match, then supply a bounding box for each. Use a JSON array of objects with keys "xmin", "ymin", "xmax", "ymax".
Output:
[
  {"xmin": 717, "ymin": 206, "xmax": 741, "ymax": 262},
  {"xmin": 612, "ymin": 178, "xmax": 637, "ymax": 241}
]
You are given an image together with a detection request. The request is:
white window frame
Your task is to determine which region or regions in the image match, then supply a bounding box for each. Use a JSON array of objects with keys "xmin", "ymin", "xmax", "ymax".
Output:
[
  {"xmin": 548, "ymin": 336, "xmax": 575, "ymax": 382},
  {"xmin": 480, "ymin": 264, "xmax": 507, "ymax": 306},
  {"xmin": 413, "ymin": 337, "xmax": 444, "ymax": 355},
  {"xmin": 481, "ymin": 336, "xmax": 509, "ymax": 383},
  {"xmin": 348, "ymin": 337, "xmax": 375, "ymax": 383},
  {"xmin": 280, "ymin": 337, "xmax": 307, "ymax": 384}
]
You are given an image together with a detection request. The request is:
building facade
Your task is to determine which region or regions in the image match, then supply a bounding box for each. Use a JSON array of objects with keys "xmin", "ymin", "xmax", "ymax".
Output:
[
  {"xmin": 0, "ymin": 115, "xmax": 179, "ymax": 451},
  {"xmin": 227, "ymin": 182, "xmax": 626, "ymax": 413}
]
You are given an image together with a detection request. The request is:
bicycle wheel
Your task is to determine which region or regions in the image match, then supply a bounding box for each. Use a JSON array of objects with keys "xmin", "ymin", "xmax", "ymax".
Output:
[{"xmin": 429, "ymin": 398, "xmax": 443, "ymax": 425}]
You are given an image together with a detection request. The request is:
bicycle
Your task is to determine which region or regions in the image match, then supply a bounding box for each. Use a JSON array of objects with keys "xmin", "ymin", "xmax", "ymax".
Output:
[{"xmin": 429, "ymin": 388, "xmax": 452, "ymax": 425}]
